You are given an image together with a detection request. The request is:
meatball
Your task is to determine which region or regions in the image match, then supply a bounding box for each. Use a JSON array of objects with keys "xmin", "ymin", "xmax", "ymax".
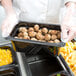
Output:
[
  {"xmin": 48, "ymin": 30, "xmax": 52, "ymax": 34},
  {"xmin": 38, "ymin": 29, "xmax": 42, "ymax": 33},
  {"xmin": 19, "ymin": 37, "xmax": 23, "ymax": 39},
  {"xmin": 49, "ymin": 30, "xmax": 58, "ymax": 35},
  {"xmin": 45, "ymin": 34, "xmax": 51, "ymax": 41},
  {"xmin": 18, "ymin": 32, "xmax": 24, "ymax": 37},
  {"xmin": 31, "ymin": 38, "xmax": 37, "ymax": 41},
  {"xmin": 28, "ymin": 31, "xmax": 36, "ymax": 37},
  {"xmin": 28, "ymin": 27, "xmax": 34, "ymax": 32},
  {"xmin": 51, "ymin": 35, "xmax": 57, "ymax": 40},
  {"xmin": 23, "ymin": 32, "xmax": 28, "ymax": 36},
  {"xmin": 54, "ymin": 39, "xmax": 60, "ymax": 43},
  {"xmin": 38, "ymin": 40, "xmax": 42, "ymax": 42},
  {"xmin": 34, "ymin": 24, "xmax": 39, "ymax": 32},
  {"xmin": 23, "ymin": 36, "xmax": 30, "ymax": 40},
  {"xmin": 41, "ymin": 40, "xmax": 46, "ymax": 42},
  {"xmin": 48, "ymin": 41, "xmax": 54, "ymax": 43},
  {"xmin": 36, "ymin": 33, "xmax": 44, "ymax": 40},
  {"xmin": 42, "ymin": 28, "xmax": 48, "ymax": 34},
  {"xmin": 19, "ymin": 27, "xmax": 27, "ymax": 33},
  {"xmin": 38, "ymin": 40, "xmax": 45, "ymax": 42},
  {"xmin": 14, "ymin": 36, "xmax": 18, "ymax": 38}
]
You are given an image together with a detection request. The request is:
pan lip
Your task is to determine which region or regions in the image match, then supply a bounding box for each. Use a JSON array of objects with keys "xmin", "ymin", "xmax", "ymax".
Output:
[{"xmin": 5, "ymin": 36, "xmax": 65, "ymax": 47}]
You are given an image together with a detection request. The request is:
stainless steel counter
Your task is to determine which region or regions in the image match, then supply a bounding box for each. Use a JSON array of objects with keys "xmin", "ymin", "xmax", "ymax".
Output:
[
  {"xmin": 16, "ymin": 52, "xmax": 27, "ymax": 76},
  {"xmin": 16, "ymin": 52, "xmax": 32, "ymax": 76}
]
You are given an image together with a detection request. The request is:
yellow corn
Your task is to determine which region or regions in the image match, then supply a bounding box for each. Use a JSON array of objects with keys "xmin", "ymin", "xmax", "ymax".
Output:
[
  {"xmin": 0, "ymin": 48, "xmax": 13, "ymax": 66},
  {"xmin": 59, "ymin": 42, "xmax": 76, "ymax": 76}
]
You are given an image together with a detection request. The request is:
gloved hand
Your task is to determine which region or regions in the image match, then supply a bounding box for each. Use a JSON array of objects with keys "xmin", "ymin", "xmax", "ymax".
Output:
[
  {"xmin": 60, "ymin": 3, "xmax": 76, "ymax": 42},
  {"xmin": 2, "ymin": 12, "xmax": 19, "ymax": 37}
]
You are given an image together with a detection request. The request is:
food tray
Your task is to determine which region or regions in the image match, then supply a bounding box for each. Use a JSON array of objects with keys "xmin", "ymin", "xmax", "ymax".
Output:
[
  {"xmin": 43, "ymin": 47, "xmax": 74, "ymax": 76},
  {"xmin": 5, "ymin": 22, "xmax": 65, "ymax": 51},
  {"xmin": 0, "ymin": 43, "xmax": 18, "ymax": 71},
  {"xmin": 20, "ymin": 47, "xmax": 70, "ymax": 76}
]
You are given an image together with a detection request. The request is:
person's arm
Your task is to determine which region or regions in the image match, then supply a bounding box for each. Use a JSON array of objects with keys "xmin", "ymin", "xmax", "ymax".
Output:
[
  {"xmin": 1, "ymin": 0, "xmax": 15, "ymax": 15},
  {"xmin": 61, "ymin": 1, "xmax": 76, "ymax": 42},
  {"xmin": 1, "ymin": 0, "xmax": 19, "ymax": 37}
]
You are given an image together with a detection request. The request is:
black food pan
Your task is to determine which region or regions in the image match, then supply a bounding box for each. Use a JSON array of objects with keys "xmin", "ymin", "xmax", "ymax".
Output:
[
  {"xmin": 43, "ymin": 47, "xmax": 74, "ymax": 76},
  {"xmin": 5, "ymin": 22, "xmax": 65, "ymax": 50},
  {"xmin": 22, "ymin": 47, "xmax": 68, "ymax": 76},
  {"xmin": 0, "ymin": 43, "xmax": 18, "ymax": 71}
]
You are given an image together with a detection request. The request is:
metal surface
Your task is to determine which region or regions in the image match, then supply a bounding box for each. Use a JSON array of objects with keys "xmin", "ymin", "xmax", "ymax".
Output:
[
  {"xmin": 21, "ymin": 48, "xmax": 68, "ymax": 76},
  {"xmin": 16, "ymin": 52, "xmax": 32, "ymax": 76},
  {"xmin": 16, "ymin": 52, "xmax": 27, "ymax": 76}
]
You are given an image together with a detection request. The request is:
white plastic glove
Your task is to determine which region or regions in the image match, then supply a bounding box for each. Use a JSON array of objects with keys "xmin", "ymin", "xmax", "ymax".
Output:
[
  {"xmin": 60, "ymin": 3, "xmax": 76, "ymax": 42},
  {"xmin": 2, "ymin": 12, "xmax": 19, "ymax": 37}
]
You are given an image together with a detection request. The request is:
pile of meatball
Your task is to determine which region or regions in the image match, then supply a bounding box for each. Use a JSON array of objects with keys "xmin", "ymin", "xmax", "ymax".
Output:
[{"xmin": 15, "ymin": 24, "xmax": 61, "ymax": 43}]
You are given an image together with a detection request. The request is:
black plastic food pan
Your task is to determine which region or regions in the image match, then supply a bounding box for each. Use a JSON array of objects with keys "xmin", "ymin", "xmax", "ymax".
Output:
[
  {"xmin": 28, "ymin": 57, "xmax": 65, "ymax": 76},
  {"xmin": 43, "ymin": 47, "xmax": 74, "ymax": 76},
  {"xmin": 5, "ymin": 22, "xmax": 65, "ymax": 49},
  {"xmin": 21, "ymin": 47, "xmax": 68, "ymax": 76},
  {"xmin": 0, "ymin": 43, "xmax": 18, "ymax": 71}
]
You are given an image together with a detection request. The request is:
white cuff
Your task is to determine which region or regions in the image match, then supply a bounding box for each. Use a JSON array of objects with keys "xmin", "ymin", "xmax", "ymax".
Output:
[{"xmin": 64, "ymin": 0, "xmax": 76, "ymax": 4}]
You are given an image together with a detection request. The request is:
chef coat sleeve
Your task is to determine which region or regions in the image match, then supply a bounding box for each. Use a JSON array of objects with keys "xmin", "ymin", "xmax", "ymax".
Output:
[{"xmin": 64, "ymin": 0, "xmax": 76, "ymax": 4}]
